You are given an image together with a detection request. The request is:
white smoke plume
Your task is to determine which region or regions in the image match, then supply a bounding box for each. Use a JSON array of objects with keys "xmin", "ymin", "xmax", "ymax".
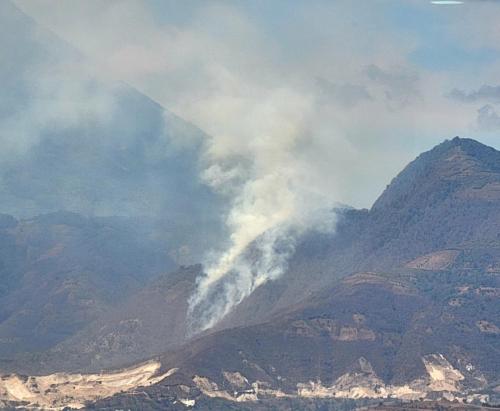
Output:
[
  {"xmin": 186, "ymin": 87, "xmax": 339, "ymax": 332},
  {"xmin": 188, "ymin": 205, "xmax": 336, "ymax": 332},
  {"xmin": 188, "ymin": 223, "xmax": 297, "ymax": 332}
]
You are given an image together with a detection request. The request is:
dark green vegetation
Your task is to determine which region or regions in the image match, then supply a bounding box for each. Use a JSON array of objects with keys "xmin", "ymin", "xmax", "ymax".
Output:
[{"xmin": 87, "ymin": 397, "xmax": 500, "ymax": 411}]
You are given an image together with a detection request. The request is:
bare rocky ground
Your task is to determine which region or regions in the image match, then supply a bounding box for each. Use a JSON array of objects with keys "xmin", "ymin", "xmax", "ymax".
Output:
[{"xmin": 0, "ymin": 360, "xmax": 175, "ymax": 410}]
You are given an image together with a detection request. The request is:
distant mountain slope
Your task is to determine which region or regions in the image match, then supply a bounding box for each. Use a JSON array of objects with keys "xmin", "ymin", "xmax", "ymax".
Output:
[
  {"xmin": 17, "ymin": 137, "xmax": 500, "ymax": 381},
  {"xmin": 0, "ymin": 1, "xmax": 224, "ymax": 237},
  {"xmin": 0, "ymin": 2, "xmax": 227, "ymax": 366},
  {"xmin": 80, "ymin": 137, "xmax": 500, "ymax": 409},
  {"xmin": 0, "ymin": 211, "xmax": 181, "ymax": 361},
  {"xmin": 87, "ymin": 266, "xmax": 499, "ymax": 409},
  {"xmin": 0, "ymin": 138, "xmax": 498, "ymax": 409},
  {"xmin": 34, "ymin": 265, "xmax": 202, "ymax": 374},
  {"xmin": 219, "ymin": 137, "xmax": 500, "ymax": 330},
  {"xmin": 372, "ymin": 136, "xmax": 500, "ymax": 211}
]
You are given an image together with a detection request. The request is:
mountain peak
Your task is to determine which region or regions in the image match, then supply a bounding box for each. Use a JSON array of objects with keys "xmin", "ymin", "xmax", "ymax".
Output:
[
  {"xmin": 372, "ymin": 137, "xmax": 500, "ymax": 212},
  {"xmin": 441, "ymin": 136, "xmax": 498, "ymax": 158}
]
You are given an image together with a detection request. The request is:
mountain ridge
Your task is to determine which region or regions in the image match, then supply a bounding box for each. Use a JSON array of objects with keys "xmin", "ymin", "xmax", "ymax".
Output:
[
  {"xmin": 212, "ymin": 137, "xmax": 500, "ymax": 335},
  {"xmin": 0, "ymin": 137, "xmax": 498, "ymax": 409},
  {"xmin": 373, "ymin": 136, "xmax": 500, "ymax": 212}
]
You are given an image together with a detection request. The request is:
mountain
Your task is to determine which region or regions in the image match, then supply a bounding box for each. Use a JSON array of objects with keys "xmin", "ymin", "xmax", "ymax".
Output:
[
  {"xmin": 218, "ymin": 137, "xmax": 500, "ymax": 330},
  {"xmin": 0, "ymin": 1, "xmax": 227, "ymax": 372},
  {"xmin": 1, "ymin": 3, "xmax": 499, "ymax": 407},
  {"xmin": 0, "ymin": 1, "xmax": 224, "ymax": 240},
  {"xmin": 0, "ymin": 211, "xmax": 184, "ymax": 362},
  {"xmin": 8, "ymin": 138, "xmax": 497, "ymax": 371},
  {"xmin": 79, "ymin": 137, "xmax": 499, "ymax": 409},
  {"xmin": 29, "ymin": 265, "xmax": 202, "ymax": 374}
]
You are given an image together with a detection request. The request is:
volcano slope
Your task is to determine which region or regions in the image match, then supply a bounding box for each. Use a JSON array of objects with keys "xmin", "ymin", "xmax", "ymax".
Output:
[
  {"xmin": 1, "ymin": 137, "xmax": 498, "ymax": 410},
  {"xmin": 83, "ymin": 137, "xmax": 500, "ymax": 409},
  {"xmin": 218, "ymin": 136, "xmax": 500, "ymax": 330}
]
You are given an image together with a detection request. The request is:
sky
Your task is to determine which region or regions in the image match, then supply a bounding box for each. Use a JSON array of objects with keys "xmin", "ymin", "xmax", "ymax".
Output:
[
  {"xmin": 6, "ymin": 0, "xmax": 500, "ymax": 329},
  {"xmin": 12, "ymin": 0, "xmax": 500, "ymax": 209}
]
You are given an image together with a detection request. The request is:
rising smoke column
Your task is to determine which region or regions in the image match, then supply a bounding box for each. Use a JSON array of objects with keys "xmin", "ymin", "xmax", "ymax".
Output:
[
  {"xmin": 186, "ymin": 88, "xmax": 337, "ymax": 333},
  {"xmin": 187, "ymin": 177, "xmax": 298, "ymax": 333}
]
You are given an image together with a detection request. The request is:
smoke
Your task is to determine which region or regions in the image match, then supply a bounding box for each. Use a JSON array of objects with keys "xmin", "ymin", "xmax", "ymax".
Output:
[
  {"xmin": 185, "ymin": 86, "xmax": 339, "ymax": 332},
  {"xmin": 188, "ymin": 201, "xmax": 337, "ymax": 332},
  {"xmin": 12, "ymin": 0, "xmax": 484, "ymax": 210},
  {"xmin": 188, "ymin": 223, "xmax": 297, "ymax": 332},
  {"xmin": 0, "ymin": 1, "xmax": 115, "ymax": 163}
]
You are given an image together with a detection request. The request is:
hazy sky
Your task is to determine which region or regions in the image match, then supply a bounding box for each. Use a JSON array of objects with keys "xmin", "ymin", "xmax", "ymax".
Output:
[{"xmin": 12, "ymin": 0, "xmax": 500, "ymax": 209}]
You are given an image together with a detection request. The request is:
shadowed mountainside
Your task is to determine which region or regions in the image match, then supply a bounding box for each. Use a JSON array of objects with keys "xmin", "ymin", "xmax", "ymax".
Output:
[
  {"xmin": 0, "ymin": 1, "xmax": 227, "ymax": 372},
  {"xmin": 82, "ymin": 137, "xmax": 500, "ymax": 409},
  {"xmin": 32, "ymin": 265, "xmax": 202, "ymax": 374},
  {"xmin": 12, "ymin": 138, "xmax": 500, "ymax": 381},
  {"xmin": 218, "ymin": 137, "xmax": 500, "ymax": 330},
  {"xmin": 0, "ymin": 211, "xmax": 198, "ymax": 364}
]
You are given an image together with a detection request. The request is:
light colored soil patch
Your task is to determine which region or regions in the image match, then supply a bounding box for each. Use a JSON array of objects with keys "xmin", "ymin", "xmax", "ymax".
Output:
[
  {"xmin": 423, "ymin": 354, "xmax": 464, "ymax": 392},
  {"xmin": 476, "ymin": 320, "xmax": 500, "ymax": 334},
  {"xmin": 0, "ymin": 360, "xmax": 176, "ymax": 410},
  {"xmin": 193, "ymin": 354, "xmax": 476, "ymax": 404},
  {"xmin": 406, "ymin": 250, "xmax": 460, "ymax": 271},
  {"xmin": 458, "ymin": 181, "xmax": 500, "ymax": 201}
]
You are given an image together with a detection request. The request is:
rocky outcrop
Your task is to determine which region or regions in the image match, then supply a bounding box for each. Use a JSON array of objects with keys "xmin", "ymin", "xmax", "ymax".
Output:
[{"xmin": 187, "ymin": 354, "xmax": 489, "ymax": 405}]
